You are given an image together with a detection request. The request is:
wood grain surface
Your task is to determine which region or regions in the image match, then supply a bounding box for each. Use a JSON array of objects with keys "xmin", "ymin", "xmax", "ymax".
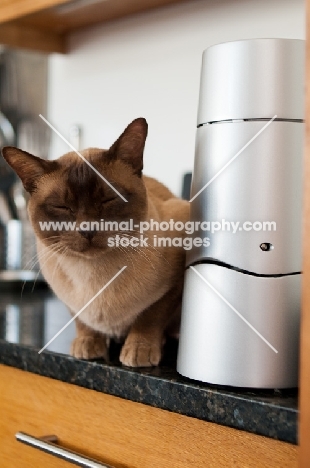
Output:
[
  {"xmin": 0, "ymin": 0, "xmax": 69, "ymax": 23},
  {"xmin": 0, "ymin": 0, "xmax": 187, "ymax": 53},
  {"xmin": 0, "ymin": 365, "xmax": 297, "ymax": 468},
  {"xmin": 299, "ymin": 1, "xmax": 310, "ymax": 466}
]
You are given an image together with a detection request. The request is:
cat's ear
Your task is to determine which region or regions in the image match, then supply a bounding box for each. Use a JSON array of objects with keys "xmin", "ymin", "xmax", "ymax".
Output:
[
  {"xmin": 2, "ymin": 146, "xmax": 57, "ymax": 193},
  {"xmin": 108, "ymin": 118, "xmax": 148, "ymax": 176}
]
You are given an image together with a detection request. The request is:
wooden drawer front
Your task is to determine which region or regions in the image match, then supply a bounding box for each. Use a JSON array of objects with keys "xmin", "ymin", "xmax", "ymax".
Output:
[{"xmin": 0, "ymin": 365, "xmax": 297, "ymax": 468}]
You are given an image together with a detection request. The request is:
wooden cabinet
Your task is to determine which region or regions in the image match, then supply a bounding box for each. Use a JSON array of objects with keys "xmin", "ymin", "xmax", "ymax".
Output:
[
  {"xmin": 0, "ymin": 0, "xmax": 185, "ymax": 53},
  {"xmin": 0, "ymin": 364, "xmax": 298, "ymax": 467},
  {"xmin": 299, "ymin": 1, "xmax": 310, "ymax": 466}
]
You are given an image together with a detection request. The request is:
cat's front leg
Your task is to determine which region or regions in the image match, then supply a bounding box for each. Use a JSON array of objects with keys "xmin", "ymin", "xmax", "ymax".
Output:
[
  {"xmin": 70, "ymin": 316, "xmax": 109, "ymax": 361},
  {"xmin": 120, "ymin": 285, "xmax": 182, "ymax": 367}
]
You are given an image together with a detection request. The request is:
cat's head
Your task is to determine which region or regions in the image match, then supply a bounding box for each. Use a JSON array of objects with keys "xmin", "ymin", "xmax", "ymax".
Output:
[{"xmin": 2, "ymin": 118, "xmax": 148, "ymax": 258}]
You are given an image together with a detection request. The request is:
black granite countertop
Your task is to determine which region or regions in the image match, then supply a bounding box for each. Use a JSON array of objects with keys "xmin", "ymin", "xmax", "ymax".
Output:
[{"xmin": 0, "ymin": 283, "xmax": 298, "ymax": 444}]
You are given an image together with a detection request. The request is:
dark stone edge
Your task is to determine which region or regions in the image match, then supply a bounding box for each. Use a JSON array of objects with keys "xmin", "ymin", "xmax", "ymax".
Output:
[{"xmin": 0, "ymin": 341, "xmax": 297, "ymax": 444}]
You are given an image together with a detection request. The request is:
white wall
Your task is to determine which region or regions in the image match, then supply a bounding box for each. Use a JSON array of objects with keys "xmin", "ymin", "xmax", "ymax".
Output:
[{"xmin": 48, "ymin": 0, "xmax": 305, "ymax": 196}]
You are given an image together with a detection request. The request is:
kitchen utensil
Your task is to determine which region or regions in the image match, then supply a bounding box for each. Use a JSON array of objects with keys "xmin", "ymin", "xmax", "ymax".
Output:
[
  {"xmin": 17, "ymin": 116, "xmax": 50, "ymax": 158},
  {"xmin": 0, "ymin": 220, "xmax": 40, "ymax": 282},
  {"xmin": 0, "ymin": 193, "xmax": 13, "ymax": 223},
  {"xmin": 0, "ymin": 110, "xmax": 14, "ymax": 145},
  {"xmin": 13, "ymin": 116, "xmax": 52, "ymax": 222},
  {"xmin": 12, "ymin": 182, "xmax": 27, "ymax": 222},
  {"xmin": 0, "ymin": 109, "xmax": 17, "ymax": 220}
]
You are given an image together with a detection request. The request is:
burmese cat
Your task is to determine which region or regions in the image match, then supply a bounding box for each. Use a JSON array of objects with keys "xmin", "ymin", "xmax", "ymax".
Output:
[{"xmin": 2, "ymin": 118, "xmax": 190, "ymax": 367}]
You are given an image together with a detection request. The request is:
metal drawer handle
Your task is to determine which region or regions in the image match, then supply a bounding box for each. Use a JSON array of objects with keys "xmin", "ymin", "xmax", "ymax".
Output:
[{"xmin": 15, "ymin": 432, "xmax": 113, "ymax": 468}]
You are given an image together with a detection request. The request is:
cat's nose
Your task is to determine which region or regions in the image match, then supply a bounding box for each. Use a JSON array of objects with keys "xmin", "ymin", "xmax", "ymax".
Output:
[{"xmin": 79, "ymin": 230, "xmax": 96, "ymax": 241}]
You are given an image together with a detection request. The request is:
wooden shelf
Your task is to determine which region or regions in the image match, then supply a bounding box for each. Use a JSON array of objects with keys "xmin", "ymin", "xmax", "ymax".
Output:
[{"xmin": 0, "ymin": 0, "xmax": 185, "ymax": 53}]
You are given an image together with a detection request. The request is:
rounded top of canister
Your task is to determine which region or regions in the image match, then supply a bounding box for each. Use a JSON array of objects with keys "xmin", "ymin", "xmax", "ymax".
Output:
[{"xmin": 197, "ymin": 38, "xmax": 305, "ymax": 125}]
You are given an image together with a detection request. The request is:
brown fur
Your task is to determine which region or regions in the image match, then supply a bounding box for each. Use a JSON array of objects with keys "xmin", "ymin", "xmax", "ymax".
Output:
[{"xmin": 2, "ymin": 118, "xmax": 190, "ymax": 367}]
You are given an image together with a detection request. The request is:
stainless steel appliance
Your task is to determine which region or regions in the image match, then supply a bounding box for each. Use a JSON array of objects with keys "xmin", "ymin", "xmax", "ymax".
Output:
[{"xmin": 177, "ymin": 39, "xmax": 304, "ymax": 388}]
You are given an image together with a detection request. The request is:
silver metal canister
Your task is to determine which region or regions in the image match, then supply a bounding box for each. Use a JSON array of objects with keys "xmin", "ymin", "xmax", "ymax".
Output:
[{"xmin": 177, "ymin": 39, "xmax": 304, "ymax": 388}]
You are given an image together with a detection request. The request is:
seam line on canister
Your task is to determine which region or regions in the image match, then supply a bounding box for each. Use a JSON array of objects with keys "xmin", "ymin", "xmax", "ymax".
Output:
[
  {"xmin": 198, "ymin": 118, "xmax": 304, "ymax": 127},
  {"xmin": 187, "ymin": 259, "xmax": 301, "ymax": 278}
]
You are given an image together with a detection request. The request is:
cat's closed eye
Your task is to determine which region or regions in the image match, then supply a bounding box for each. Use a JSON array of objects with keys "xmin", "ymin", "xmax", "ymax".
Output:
[
  {"xmin": 52, "ymin": 205, "xmax": 73, "ymax": 212},
  {"xmin": 103, "ymin": 197, "xmax": 117, "ymax": 204}
]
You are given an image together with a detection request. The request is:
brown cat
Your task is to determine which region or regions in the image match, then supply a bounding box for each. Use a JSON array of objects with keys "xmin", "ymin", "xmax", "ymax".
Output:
[{"xmin": 2, "ymin": 118, "xmax": 190, "ymax": 367}]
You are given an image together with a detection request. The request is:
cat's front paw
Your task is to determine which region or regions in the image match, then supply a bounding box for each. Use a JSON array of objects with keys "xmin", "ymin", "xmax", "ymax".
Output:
[
  {"xmin": 70, "ymin": 336, "xmax": 108, "ymax": 360},
  {"xmin": 119, "ymin": 340, "xmax": 162, "ymax": 367}
]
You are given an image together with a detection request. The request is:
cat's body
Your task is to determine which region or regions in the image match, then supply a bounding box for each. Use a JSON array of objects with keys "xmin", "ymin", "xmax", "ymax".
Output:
[
  {"xmin": 38, "ymin": 173, "xmax": 189, "ymax": 342},
  {"xmin": 3, "ymin": 119, "xmax": 189, "ymax": 366}
]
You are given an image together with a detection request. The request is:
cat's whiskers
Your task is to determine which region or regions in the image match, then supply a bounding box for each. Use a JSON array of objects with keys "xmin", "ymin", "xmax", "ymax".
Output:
[
  {"xmin": 31, "ymin": 244, "xmax": 68, "ymax": 293},
  {"xmin": 146, "ymin": 243, "xmax": 172, "ymax": 267},
  {"xmin": 119, "ymin": 229, "xmax": 172, "ymax": 266},
  {"xmin": 106, "ymin": 232, "xmax": 142, "ymax": 271},
  {"xmin": 117, "ymin": 245, "xmax": 136, "ymax": 271},
  {"xmin": 24, "ymin": 245, "xmax": 54, "ymax": 272},
  {"xmin": 23, "ymin": 236, "xmax": 62, "ymax": 271},
  {"xmin": 22, "ymin": 249, "xmax": 41, "ymax": 272},
  {"xmin": 116, "ymin": 233, "xmax": 157, "ymax": 271},
  {"xmin": 26, "ymin": 242, "xmax": 61, "ymax": 272},
  {"xmin": 32, "ymin": 243, "xmax": 66, "ymax": 278},
  {"xmin": 130, "ymin": 246, "xmax": 157, "ymax": 271},
  {"xmin": 20, "ymin": 243, "xmax": 65, "ymax": 297},
  {"xmin": 51, "ymin": 246, "xmax": 69, "ymax": 284},
  {"xmin": 22, "ymin": 239, "xmax": 59, "ymax": 271},
  {"xmin": 118, "ymin": 231, "xmax": 172, "ymax": 268},
  {"xmin": 21, "ymin": 240, "xmax": 40, "ymax": 269}
]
